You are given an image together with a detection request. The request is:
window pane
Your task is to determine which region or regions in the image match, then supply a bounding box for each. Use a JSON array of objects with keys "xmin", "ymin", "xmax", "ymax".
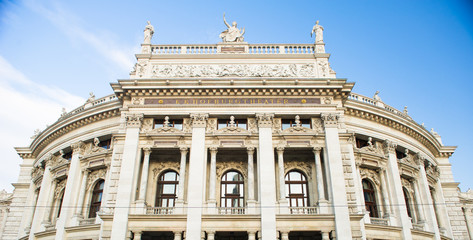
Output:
[
  {"xmin": 227, "ymin": 172, "xmax": 238, "ymax": 181},
  {"xmin": 239, "ymin": 184, "xmax": 244, "ymax": 196},
  {"xmin": 290, "ymin": 184, "xmax": 302, "ymax": 194},
  {"xmin": 226, "ymin": 184, "xmax": 237, "ymax": 194},
  {"xmin": 289, "ymin": 171, "xmax": 302, "ymax": 181},
  {"xmin": 168, "ymin": 198, "xmax": 174, "ymax": 207},
  {"xmin": 297, "ymin": 198, "xmax": 303, "ymax": 206},
  {"xmin": 164, "ymin": 172, "xmax": 177, "ymax": 181},
  {"xmin": 163, "ymin": 184, "xmax": 176, "ymax": 194}
]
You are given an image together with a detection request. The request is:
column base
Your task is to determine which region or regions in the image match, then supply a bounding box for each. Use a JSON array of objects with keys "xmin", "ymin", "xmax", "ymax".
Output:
[
  {"xmin": 278, "ymin": 199, "xmax": 289, "ymax": 214},
  {"xmin": 207, "ymin": 200, "xmax": 217, "ymax": 214},
  {"xmin": 317, "ymin": 199, "xmax": 330, "ymax": 214},
  {"xmin": 246, "ymin": 200, "xmax": 257, "ymax": 214},
  {"xmin": 135, "ymin": 200, "xmax": 148, "ymax": 214}
]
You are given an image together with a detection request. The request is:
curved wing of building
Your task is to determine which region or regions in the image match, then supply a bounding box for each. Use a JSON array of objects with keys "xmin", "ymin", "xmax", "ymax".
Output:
[{"xmin": 1, "ymin": 22, "xmax": 472, "ymax": 240}]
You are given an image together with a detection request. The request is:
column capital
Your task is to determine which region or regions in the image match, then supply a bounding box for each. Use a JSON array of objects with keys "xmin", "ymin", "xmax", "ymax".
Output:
[
  {"xmin": 255, "ymin": 113, "xmax": 274, "ymax": 128},
  {"xmin": 142, "ymin": 147, "xmax": 152, "ymax": 156},
  {"xmin": 247, "ymin": 146, "xmax": 255, "ymax": 155},
  {"xmin": 320, "ymin": 113, "xmax": 339, "ymax": 128},
  {"xmin": 312, "ymin": 146, "xmax": 322, "ymax": 154},
  {"xmin": 414, "ymin": 152, "xmax": 426, "ymax": 166},
  {"xmin": 125, "ymin": 113, "xmax": 144, "ymax": 128},
  {"xmin": 383, "ymin": 139, "xmax": 397, "ymax": 154},
  {"xmin": 71, "ymin": 140, "xmax": 86, "ymax": 155},
  {"xmin": 209, "ymin": 146, "xmax": 218, "ymax": 154},
  {"xmin": 190, "ymin": 113, "xmax": 208, "ymax": 128},
  {"xmin": 179, "ymin": 146, "xmax": 188, "ymax": 154},
  {"xmin": 276, "ymin": 146, "xmax": 285, "ymax": 153}
]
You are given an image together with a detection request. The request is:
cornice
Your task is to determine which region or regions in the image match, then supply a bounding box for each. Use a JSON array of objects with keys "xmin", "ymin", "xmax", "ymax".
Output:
[{"xmin": 345, "ymin": 100, "xmax": 448, "ymax": 158}]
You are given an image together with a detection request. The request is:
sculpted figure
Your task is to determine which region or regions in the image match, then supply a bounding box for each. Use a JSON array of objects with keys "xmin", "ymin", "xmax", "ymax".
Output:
[
  {"xmin": 143, "ymin": 21, "xmax": 154, "ymax": 44},
  {"xmin": 373, "ymin": 91, "xmax": 382, "ymax": 102},
  {"xmin": 311, "ymin": 20, "xmax": 324, "ymax": 43},
  {"xmin": 86, "ymin": 92, "xmax": 95, "ymax": 103},
  {"xmin": 219, "ymin": 13, "xmax": 245, "ymax": 42}
]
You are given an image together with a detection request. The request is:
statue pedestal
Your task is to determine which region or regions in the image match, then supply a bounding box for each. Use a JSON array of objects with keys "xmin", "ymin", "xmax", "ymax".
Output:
[{"xmin": 217, "ymin": 42, "xmax": 249, "ymax": 54}]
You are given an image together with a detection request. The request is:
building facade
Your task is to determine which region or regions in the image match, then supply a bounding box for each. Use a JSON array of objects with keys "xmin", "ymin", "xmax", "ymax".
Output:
[{"xmin": 1, "ymin": 21, "xmax": 473, "ymax": 240}]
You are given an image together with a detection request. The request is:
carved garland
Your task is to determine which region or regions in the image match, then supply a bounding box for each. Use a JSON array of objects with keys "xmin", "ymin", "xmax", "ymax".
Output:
[
  {"xmin": 152, "ymin": 161, "xmax": 180, "ymax": 180},
  {"xmin": 86, "ymin": 169, "xmax": 107, "ymax": 190},
  {"xmin": 216, "ymin": 159, "xmax": 247, "ymax": 180},
  {"xmin": 359, "ymin": 168, "xmax": 381, "ymax": 186},
  {"xmin": 54, "ymin": 179, "xmax": 67, "ymax": 199},
  {"xmin": 284, "ymin": 159, "xmax": 312, "ymax": 180}
]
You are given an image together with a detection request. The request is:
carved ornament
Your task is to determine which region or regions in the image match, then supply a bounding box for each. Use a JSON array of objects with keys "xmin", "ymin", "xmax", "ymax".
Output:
[
  {"xmin": 190, "ymin": 113, "xmax": 209, "ymax": 128},
  {"xmin": 71, "ymin": 140, "xmax": 86, "ymax": 155},
  {"xmin": 206, "ymin": 118, "xmax": 217, "ymax": 133},
  {"xmin": 256, "ymin": 113, "xmax": 274, "ymax": 128},
  {"xmin": 383, "ymin": 139, "xmax": 397, "ymax": 154},
  {"xmin": 311, "ymin": 118, "xmax": 323, "ymax": 133},
  {"xmin": 86, "ymin": 168, "xmax": 107, "ymax": 190},
  {"xmin": 54, "ymin": 179, "xmax": 67, "ymax": 199},
  {"xmin": 150, "ymin": 64, "xmax": 318, "ymax": 78},
  {"xmin": 284, "ymin": 159, "xmax": 312, "ymax": 179},
  {"xmin": 216, "ymin": 159, "xmax": 247, "ymax": 180},
  {"xmin": 320, "ymin": 113, "xmax": 339, "ymax": 128},
  {"xmin": 152, "ymin": 161, "xmax": 180, "ymax": 179},
  {"xmin": 125, "ymin": 113, "xmax": 144, "ymax": 128},
  {"xmin": 359, "ymin": 168, "xmax": 381, "ymax": 186}
]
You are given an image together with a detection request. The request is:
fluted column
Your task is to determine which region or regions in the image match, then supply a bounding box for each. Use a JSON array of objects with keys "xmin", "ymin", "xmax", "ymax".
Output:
[
  {"xmin": 177, "ymin": 147, "xmax": 188, "ymax": 201},
  {"xmin": 138, "ymin": 147, "xmax": 152, "ymax": 202},
  {"xmin": 74, "ymin": 169, "xmax": 90, "ymax": 217},
  {"xmin": 208, "ymin": 146, "xmax": 218, "ymax": 206},
  {"xmin": 29, "ymin": 157, "xmax": 53, "ymax": 238},
  {"xmin": 247, "ymin": 146, "xmax": 256, "ymax": 213},
  {"xmin": 185, "ymin": 113, "xmax": 208, "ymax": 240},
  {"xmin": 110, "ymin": 113, "xmax": 144, "ymax": 239},
  {"xmin": 320, "ymin": 113, "xmax": 352, "ymax": 239},
  {"xmin": 383, "ymin": 140, "xmax": 412, "ymax": 239},
  {"xmin": 415, "ymin": 153, "xmax": 441, "ymax": 239},
  {"xmin": 276, "ymin": 146, "xmax": 286, "ymax": 202}
]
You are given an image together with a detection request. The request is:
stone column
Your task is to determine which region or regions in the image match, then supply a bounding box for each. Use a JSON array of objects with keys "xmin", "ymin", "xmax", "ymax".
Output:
[
  {"xmin": 29, "ymin": 157, "xmax": 53, "ymax": 238},
  {"xmin": 256, "ymin": 113, "xmax": 277, "ymax": 240},
  {"xmin": 433, "ymin": 180, "xmax": 453, "ymax": 237},
  {"xmin": 174, "ymin": 231, "xmax": 183, "ymax": 240},
  {"xmin": 207, "ymin": 231, "xmax": 215, "ymax": 240},
  {"xmin": 383, "ymin": 140, "xmax": 412, "ymax": 239},
  {"xmin": 175, "ymin": 147, "xmax": 188, "ymax": 213},
  {"xmin": 55, "ymin": 141, "xmax": 86, "ymax": 240},
  {"xmin": 185, "ymin": 113, "xmax": 208, "ymax": 240},
  {"xmin": 321, "ymin": 231, "xmax": 330, "ymax": 240},
  {"xmin": 280, "ymin": 231, "xmax": 289, "ymax": 240},
  {"xmin": 412, "ymin": 180, "xmax": 426, "ymax": 225},
  {"xmin": 320, "ymin": 113, "xmax": 352, "ymax": 240},
  {"xmin": 208, "ymin": 146, "xmax": 218, "ymax": 211},
  {"xmin": 276, "ymin": 147, "xmax": 286, "ymax": 202},
  {"xmin": 247, "ymin": 147, "xmax": 257, "ymax": 213},
  {"xmin": 248, "ymin": 231, "xmax": 256, "ymax": 240},
  {"xmin": 313, "ymin": 147, "xmax": 328, "ymax": 213},
  {"xmin": 134, "ymin": 231, "xmax": 142, "ymax": 240},
  {"xmin": 110, "ymin": 113, "xmax": 144, "ymax": 240},
  {"xmin": 137, "ymin": 147, "xmax": 152, "ymax": 210},
  {"xmin": 43, "ymin": 178, "xmax": 58, "ymax": 225},
  {"xmin": 378, "ymin": 169, "xmax": 392, "ymax": 217},
  {"xmin": 24, "ymin": 186, "xmax": 39, "ymax": 233},
  {"xmin": 463, "ymin": 207, "xmax": 473, "ymax": 240},
  {"xmin": 415, "ymin": 154, "xmax": 441, "ymax": 239},
  {"xmin": 74, "ymin": 169, "xmax": 90, "ymax": 218}
]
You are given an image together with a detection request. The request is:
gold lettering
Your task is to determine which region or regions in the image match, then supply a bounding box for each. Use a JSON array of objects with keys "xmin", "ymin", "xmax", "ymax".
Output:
[
  {"xmin": 184, "ymin": 100, "xmax": 189, "ymax": 104},
  {"xmin": 242, "ymin": 99, "xmax": 247, "ymax": 104},
  {"xmin": 234, "ymin": 99, "xmax": 240, "ymax": 104},
  {"xmin": 284, "ymin": 99, "xmax": 288, "ymax": 104},
  {"xmin": 270, "ymin": 99, "xmax": 274, "ymax": 104},
  {"xmin": 200, "ymin": 100, "xmax": 206, "ymax": 104},
  {"xmin": 229, "ymin": 99, "xmax": 233, "ymax": 104},
  {"xmin": 193, "ymin": 99, "xmax": 197, "ymax": 104},
  {"xmin": 250, "ymin": 99, "xmax": 255, "ymax": 104},
  {"xmin": 257, "ymin": 99, "xmax": 262, "ymax": 104},
  {"xmin": 214, "ymin": 99, "xmax": 219, "ymax": 104},
  {"xmin": 277, "ymin": 99, "xmax": 282, "ymax": 104},
  {"xmin": 176, "ymin": 100, "xmax": 180, "ymax": 104},
  {"xmin": 264, "ymin": 99, "xmax": 269, "ymax": 104}
]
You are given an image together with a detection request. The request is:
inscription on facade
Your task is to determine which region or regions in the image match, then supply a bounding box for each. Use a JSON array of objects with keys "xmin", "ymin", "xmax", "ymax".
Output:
[{"xmin": 144, "ymin": 97, "xmax": 320, "ymax": 105}]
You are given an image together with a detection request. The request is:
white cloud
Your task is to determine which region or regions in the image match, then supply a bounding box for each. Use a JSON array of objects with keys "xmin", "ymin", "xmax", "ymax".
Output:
[
  {"xmin": 0, "ymin": 56, "xmax": 84, "ymax": 191},
  {"xmin": 24, "ymin": 0, "xmax": 134, "ymax": 70}
]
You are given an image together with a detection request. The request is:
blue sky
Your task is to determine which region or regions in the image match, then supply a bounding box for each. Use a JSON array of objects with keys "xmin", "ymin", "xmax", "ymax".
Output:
[{"xmin": 0, "ymin": 0, "xmax": 472, "ymax": 192}]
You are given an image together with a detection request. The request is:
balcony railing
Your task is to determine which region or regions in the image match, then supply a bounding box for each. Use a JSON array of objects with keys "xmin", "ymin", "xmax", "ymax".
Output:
[
  {"xmin": 146, "ymin": 207, "xmax": 174, "ymax": 215},
  {"xmin": 150, "ymin": 44, "xmax": 315, "ymax": 55},
  {"xmin": 217, "ymin": 207, "xmax": 246, "ymax": 215},
  {"xmin": 289, "ymin": 206, "xmax": 318, "ymax": 215},
  {"xmin": 370, "ymin": 217, "xmax": 389, "ymax": 226}
]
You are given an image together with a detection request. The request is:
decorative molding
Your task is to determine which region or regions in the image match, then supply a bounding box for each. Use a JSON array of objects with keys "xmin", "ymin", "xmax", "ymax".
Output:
[
  {"xmin": 256, "ymin": 113, "xmax": 274, "ymax": 128},
  {"xmin": 125, "ymin": 113, "xmax": 144, "ymax": 128},
  {"xmin": 54, "ymin": 179, "xmax": 67, "ymax": 199},
  {"xmin": 190, "ymin": 113, "xmax": 209, "ymax": 128},
  {"xmin": 149, "ymin": 64, "xmax": 318, "ymax": 78},
  {"xmin": 284, "ymin": 159, "xmax": 312, "ymax": 179},
  {"xmin": 414, "ymin": 153, "xmax": 426, "ymax": 166},
  {"xmin": 86, "ymin": 168, "xmax": 107, "ymax": 190},
  {"xmin": 216, "ymin": 158, "xmax": 247, "ymax": 180},
  {"xmin": 320, "ymin": 113, "xmax": 339, "ymax": 128},
  {"xmin": 206, "ymin": 118, "xmax": 217, "ymax": 133},
  {"xmin": 247, "ymin": 118, "xmax": 258, "ymax": 134},
  {"xmin": 152, "ymin": 161, "xmax": 180, "ymax": 179},
  {"xmin": 311, "ymin": 118, "xmax": 323, "ymax": 133},
  {"xmin": 71, "ymin": 141, "xmax": 86, "ymax": 155},
  {"xmin": 383, "ymin": 139, "xmax": 397, "ymax": 154},
  {"xmin": 359, "ymin": 168, "xmax": 381, "ymax": 186}
]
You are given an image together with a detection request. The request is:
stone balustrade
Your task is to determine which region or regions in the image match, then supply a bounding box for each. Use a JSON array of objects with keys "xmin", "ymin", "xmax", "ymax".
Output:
[
  {"xmin": 348, "ymin": 93, "xmax": 414, "ymax": 123},
  {"xmin": 150, "ymin": 44, "xmax": 315, "ymax": 55},
  {"xmin": 146, "ymin": 207, "xmax": 174, "ymax": 215},
  {"xmin": 217, "ymin": 207, "xmax": 246, "ymax": 215},
  {"xmin": 370, "ymin": 217, "xmax": 389, "ymax": 226},
  {"xmin": 288, "ymin": 206, "xmax": 318, "ymax": 215}
]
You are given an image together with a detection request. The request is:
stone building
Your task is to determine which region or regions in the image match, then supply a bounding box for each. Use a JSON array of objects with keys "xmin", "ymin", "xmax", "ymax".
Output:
[{"xmin": 1, "ymin": 21, "xmax": 472, "ymax": 240}]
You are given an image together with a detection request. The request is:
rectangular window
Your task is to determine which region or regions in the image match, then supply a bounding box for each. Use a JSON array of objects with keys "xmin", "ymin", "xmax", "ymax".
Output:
[
  {"xmin": 281, "ymin": 119, "xmax": 311, "ymax": 130},
  {"xmin": 154, "ymin": 119, "xmax": 183, "ymax": 130},
  {"xmin": 356, "ymin": 138, "xmax": 368, "ymax": 148},
  {"xmin": 98, "ymin": 139, "xmax": 111, "ymax": 149},
  {"xmin": 217, "ymin": 118, "xmax": 247, "ymax": 129}
]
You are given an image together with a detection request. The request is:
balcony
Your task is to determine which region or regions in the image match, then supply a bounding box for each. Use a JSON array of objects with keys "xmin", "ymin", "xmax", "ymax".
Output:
[
  {"xmin": 146, "ymin": 207, "xmax": 175, "ymax": 215},
  {"xmin": 370, "ymin": 217, "xmax": 389, "ymax": 226},
  {"xmin": 289, "ymin": 206, "xmax": 318, "ymax": 215},
  {"xmin": 217, "ymin": 207, "xmax": 246, "ymax": 215}
]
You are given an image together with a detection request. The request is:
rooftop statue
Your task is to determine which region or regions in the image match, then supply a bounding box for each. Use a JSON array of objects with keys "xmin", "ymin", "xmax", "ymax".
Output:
[
  {"xmin": 143, "ymin": 21, "xmax": 154, "ymax": 44},
  {"xmin": 311, "ymin": 20, "xmax": 324, "ymax": 43},
  {"xmin": 219, "ymin": 13, "xmax": 245, "ymax": 42}
]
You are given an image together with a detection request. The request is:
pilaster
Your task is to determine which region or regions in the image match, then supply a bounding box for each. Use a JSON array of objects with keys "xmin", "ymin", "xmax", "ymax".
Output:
[
  {"xmin": 110, "ymin": 113, "xmax": 143, "ymax": 239},
  {"xmin": 255, "ymin": 113, "xmax": 277, "ymax": 240},
  {"xmin": 320, "ymin": 113, "xmax": 352, "ymax": 240},
  {"xmin": 185, "ymin": 113, "xmax": 208, "ymax": 240},
  {"xmin": 29, "ymin": 157, "xmax": 53, "ymax": 237}
]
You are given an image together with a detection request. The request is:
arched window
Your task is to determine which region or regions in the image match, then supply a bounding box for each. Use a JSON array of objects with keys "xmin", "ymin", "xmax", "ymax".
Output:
[
  {"xmin": 285, "ymin": 170, "xmax": 308, "ymax": 207},
  {"xmin": 56, "ymin": 190, "xmax": 65, "ymax": 218},
  {"xmin": 88, "ymin": 179, "xmax": 104, "ymax": 218},
  {"xmin": 220, "ymin": 171, "xmax": 244, "ymax": 207},
  {"xmin": 362, "ymin": 179, "xmax": 379, "ymax": 218},
  {"xmin": 403, "ymin": 187, "xmax": 414, "ymax": 219},
  {"xmin": 156, "ymin": 171, "xmax": 179, "ymax": 207}
]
